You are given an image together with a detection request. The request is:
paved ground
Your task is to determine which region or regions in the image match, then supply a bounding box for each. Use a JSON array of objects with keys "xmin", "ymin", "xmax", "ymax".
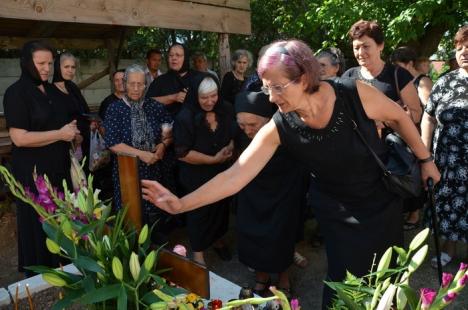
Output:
[{"xmin": 1, "ymin": 213, "xmax": 467, "ymax": 309}]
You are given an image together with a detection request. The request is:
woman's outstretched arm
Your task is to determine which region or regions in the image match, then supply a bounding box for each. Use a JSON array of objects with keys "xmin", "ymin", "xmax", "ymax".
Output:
[{"xmin": 142, "ymin": 119, "xmax": 281, "ymax": 214}]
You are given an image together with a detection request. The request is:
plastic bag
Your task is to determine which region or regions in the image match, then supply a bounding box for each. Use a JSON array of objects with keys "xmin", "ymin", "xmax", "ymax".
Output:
[{"xmin": 89, "ymin": 130, "xmax": 110, "ymax": 172}]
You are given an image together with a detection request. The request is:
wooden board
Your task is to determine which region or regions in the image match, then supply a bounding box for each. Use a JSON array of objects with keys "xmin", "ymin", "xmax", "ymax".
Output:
[
  {"xmin": 0, "ymin": 0, "xmax": 251, "ymax": 35},
  {"xmin": 117, "ymin": 153, "xmax": 142, "ymax": 231},
  {"xmin": 158, "ymin": 249, "xmax": 210, "ymax": 299}
]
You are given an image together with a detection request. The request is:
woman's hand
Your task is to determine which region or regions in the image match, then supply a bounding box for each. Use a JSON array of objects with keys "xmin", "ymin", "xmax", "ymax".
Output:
[
  {"xmin": 154, "ymin": 143, "xmax": 166, "ymax": 161},
  {"xmin": 60, "ymin": 120, "xmax": 80, "ymax": 141},
  {"xmin": 141, "ymin": 179, "xmax": 184, "ymax": 214},
  {"xmin": 421, "ymin": 161, "xmax": 441, "ymax": 190},
  {"xmin": 174, "ymin": 90, "xmax": 187, "ymax": 103},
  {"xmin": 213, "ymin": 145, "xmax": 233, "ymax": 163},
  {"xmin": 138, "ymin": 150, "xmax": 158, "ymax": 165}
]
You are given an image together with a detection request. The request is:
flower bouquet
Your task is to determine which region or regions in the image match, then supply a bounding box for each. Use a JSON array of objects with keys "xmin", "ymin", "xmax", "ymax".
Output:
[
  {"xmin": 325, "ymin": 228, "xmax": 467, "ymax": 310},
  {"xmin": 0, "ymin": 165, "xmax": 300, "ymax": 310}
]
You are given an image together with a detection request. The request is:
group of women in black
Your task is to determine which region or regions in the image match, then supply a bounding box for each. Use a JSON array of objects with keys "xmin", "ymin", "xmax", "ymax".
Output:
[{"xmin": 7, "ymin": 19, "xmax": 467, "ymax": 310}]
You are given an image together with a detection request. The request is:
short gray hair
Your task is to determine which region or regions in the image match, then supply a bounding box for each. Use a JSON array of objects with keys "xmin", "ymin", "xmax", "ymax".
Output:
[
  {"xmin": 124, "ymin": 64, "xmax": 146, "ymax": 84},
  {"xmin": 192, "ymin": 51, "xmax": 207, "ymax": 61},
  {"xmin": 231, "ymin": 49, "xmax": 253, "ymax": 68},
  {"xmin": 60, "ymin": 52, "xmax": 77, "ymax": 66},
  {"xmin": 198, "ymin": 76, "xmax": 218, "ymax": 95}
]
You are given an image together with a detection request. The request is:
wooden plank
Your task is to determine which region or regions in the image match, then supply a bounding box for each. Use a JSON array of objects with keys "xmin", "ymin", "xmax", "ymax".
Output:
[
  {"xmin": 27, "ymin": 21, "xmax": 61, "ymax": 37},
  {"xmin": 77, "ymin": 66, "xmax": 110, "ymax": 89},
  {"xmin": 0, "ymin": 0, "xmax": 251, "ymax": 35},
  {"xmin": 0, "ymin": 36, "xmax": 107, "ymax": 50},
  {"xmin": 181, "ymin": 0, "xmax": 250, "ymax": 10}
]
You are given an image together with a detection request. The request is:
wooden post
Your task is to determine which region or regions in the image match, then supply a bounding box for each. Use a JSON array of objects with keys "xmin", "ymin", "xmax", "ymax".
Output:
[
  {"xmin": 106, "ymin": 39, "xmax": 116, "ymax": 91},
  {"xmin": 218, "ymin": 33, "xmax": 231, "ymax": 80},
  {"xmin": 117, "ymin": 153, "xmax": 142, "ymax": 231}
]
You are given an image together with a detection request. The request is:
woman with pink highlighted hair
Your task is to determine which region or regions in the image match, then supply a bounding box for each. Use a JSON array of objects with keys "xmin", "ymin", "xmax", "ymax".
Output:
[{"xmin": 142, "ymin": 40, "xmax": 440, "ymax": 308}]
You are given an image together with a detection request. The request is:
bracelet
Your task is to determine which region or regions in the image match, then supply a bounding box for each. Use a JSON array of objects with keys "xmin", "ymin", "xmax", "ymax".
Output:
[{"xmin": 418, "ymin": 155, "xmax": 434, "ymax": 164}]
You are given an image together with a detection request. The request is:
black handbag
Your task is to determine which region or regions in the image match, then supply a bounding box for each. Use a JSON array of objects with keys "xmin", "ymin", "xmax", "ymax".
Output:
[{"xmin": 338, "ymin": 80, "xmax": 422, "ymax": 198}]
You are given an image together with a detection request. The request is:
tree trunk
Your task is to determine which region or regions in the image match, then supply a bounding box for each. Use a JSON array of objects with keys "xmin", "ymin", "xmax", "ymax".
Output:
[
  {"xmin": 406, "ymin": 22, "xmax": 450, "ymax": 57},
  {"xmin": 218, "ymin": 33, "xmax": 230, "ymax": 80}
]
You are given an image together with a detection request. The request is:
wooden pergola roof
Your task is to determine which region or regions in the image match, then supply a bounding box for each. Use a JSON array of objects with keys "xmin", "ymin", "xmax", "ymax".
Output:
[{"xmin": 0, "ymin": 0, "xmax": 251, "ymax": 50}]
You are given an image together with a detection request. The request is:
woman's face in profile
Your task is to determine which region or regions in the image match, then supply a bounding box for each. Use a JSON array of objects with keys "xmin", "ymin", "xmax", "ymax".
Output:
[
  {"xmin": 318, "ymin": 56, "xmax": 339, "ymax": 79},
  {"xmin": 455, "ymin": 40, "xmax": 468, "ymax": 71},
  {"xmin": 198, "ymin": 90, "xmax": 218, "ymax": 112},
  {"xmin": 168, "ymin": 45, "xmax": 185, "ymax": 72},
  {"xmin": 60, "ymin": 58, "xmax": 76, "ymax": 81},
  {"xmin": 32, "ymin": 50, "xmax": 53, "ymax": 82}
]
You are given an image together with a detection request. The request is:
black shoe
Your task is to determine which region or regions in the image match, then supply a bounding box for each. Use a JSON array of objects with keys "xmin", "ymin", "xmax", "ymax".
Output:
[{"xmin": 213, "ymin": 246, "xmax": 232, "ymax": 261}]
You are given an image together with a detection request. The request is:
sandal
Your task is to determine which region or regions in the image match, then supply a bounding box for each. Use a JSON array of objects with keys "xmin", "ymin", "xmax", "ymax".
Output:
[
  {"xmin": 293, "ymin": 251, "xmax": 308, "ymax": 268},
  {"xmin": 431, "ymin": 252, "xmax": 452, "ymax": 268},
  {"xmin": 253, "ymin": 278, "xmax": 271, "ymax": 297}
]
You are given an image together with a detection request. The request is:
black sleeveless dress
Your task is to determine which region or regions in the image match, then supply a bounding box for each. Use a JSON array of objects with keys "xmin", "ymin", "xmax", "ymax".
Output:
[{"xmin": 272, "ymin": 78, "xmax": 403, "ymax": 308}]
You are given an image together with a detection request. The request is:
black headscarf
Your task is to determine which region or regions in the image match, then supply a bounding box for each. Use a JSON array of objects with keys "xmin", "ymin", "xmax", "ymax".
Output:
[
  {"xmin": 185, "ymin": 72, "xmax": 231, "ymax": 126},
  {"xmin": 20, "ymin": 40, "xmax": 55, "ymax": 86},
  {"xmin": 52, "ymin": 53, "xmax": 66, "ymax": 83},
  {"xmin": 167, "ymin": 43, "xmax": 191, "ymax": 75},
  {"xmin": 235, "ymin": 91, "xmax": 275, "ymax": 118}
]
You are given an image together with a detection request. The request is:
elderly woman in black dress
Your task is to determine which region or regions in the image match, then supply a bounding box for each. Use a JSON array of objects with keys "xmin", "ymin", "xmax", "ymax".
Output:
[
  {"xmin": 142, "ymin": 40, "xmax": 440, "ymax": 308},
  {"xmin": 173, "ymin": 74, "xmax": 235, "ymax": 265},
  {"xmin": 235, "ymin": 91, "xmax": 309, "ymax": 297},
  {"xmin": 221, "ymin": 49, "xmax": 253, "ymax": 104},
  {"xmin": 3, "ymin": 41, "xmax": 80, "ymax": 275},
  {"xmin": 52, "ymin": 52, "xmax": 90, "ymax": 167}
]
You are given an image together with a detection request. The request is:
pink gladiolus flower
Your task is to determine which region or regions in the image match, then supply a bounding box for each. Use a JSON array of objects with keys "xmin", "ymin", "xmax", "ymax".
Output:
[
  {"xmin": 35, "ymin": 175, "xmax": 49, "ymax": 194},
  {"xmin": 173, "ymin": 244, "xmax": 187, "ymax": 257},
  {"xmin": 442, "ymin": 273, "xmax": 454, "ymax": 288},
  {"xmin": 420, "ymin": 288, "xmax": 437, "ymax": 308},
  {"xmin": 443, "ymin": 291, "xmax": 458, "ymax": 304},
  {"xmin": 458, "ymin": 274, "xmax": 468, "ymax": 287},
  {"xmin": 290, "ymin": 299, "xmax": 300, "ymax": 310},
  {"xmin": 459, "ymin": 262, "xmax": 468, "ymax": 271}
]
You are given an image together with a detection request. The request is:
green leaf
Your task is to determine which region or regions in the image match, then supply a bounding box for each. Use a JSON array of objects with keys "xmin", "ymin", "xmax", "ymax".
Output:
[
  {"xmin": 393, "ymin": 246, "xmax": 408, "ymax": 265},
  {"xmin": 79, "ymin": 284, "xmax": 121, "ymax": 304},
  {"xmin": 398, "ymin": 284, "xmax": 419, "ymax": 310},
  {"xmin": 51, "ymin": 289, "xmax": 84, "ymax": 310},
  {"xmin": 335, "ymin": 286, "xmax": 360, "ymax": 310},
  {"xmin": 73, "ymin": 255, "xmax": 104, "ymax": 274},
  {"xmin": 117, "ymin": 286, "xmax": 127, "ymax": 310},
  {"xmin": 408, "ymin": 228, "xmax": 429, "ymax": 252}
]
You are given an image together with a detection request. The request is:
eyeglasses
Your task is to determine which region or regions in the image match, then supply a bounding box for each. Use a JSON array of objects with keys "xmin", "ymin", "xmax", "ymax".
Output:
[{"xmin": 261, "ymin": 78, "xmax": 297, "ymax": 95}]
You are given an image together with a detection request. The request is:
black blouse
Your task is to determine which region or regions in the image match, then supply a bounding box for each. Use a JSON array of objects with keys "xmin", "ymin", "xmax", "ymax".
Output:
[
  {"xmin": 342, "ymin": 63, "xmax": 413, "ymax": 102},
  {"xmin": 221, "ymin": 71, "xmax": 245, "ymax": 105},
  {"xmin": 173, "ymin": 101, "xmax": 236, "ymax": 190},
  {"xmin": 3, "ymin": 76, "xmax": 72, "ymax": 187},
  {"xmin": 146, "ymin": 70, "xmax": 202, "ymax": 117}
]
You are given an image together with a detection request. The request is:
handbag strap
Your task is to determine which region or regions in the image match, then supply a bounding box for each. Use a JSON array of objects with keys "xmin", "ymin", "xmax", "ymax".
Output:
[{"xmin": 336, "ymin": 80, "xmax": 390, "ymax": 176}]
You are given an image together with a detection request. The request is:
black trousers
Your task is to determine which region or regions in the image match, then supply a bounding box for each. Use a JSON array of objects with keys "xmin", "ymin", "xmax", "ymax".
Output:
[{"xmin": 309, "ymin": 187, "xmax": 403, "ymax": 309}]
